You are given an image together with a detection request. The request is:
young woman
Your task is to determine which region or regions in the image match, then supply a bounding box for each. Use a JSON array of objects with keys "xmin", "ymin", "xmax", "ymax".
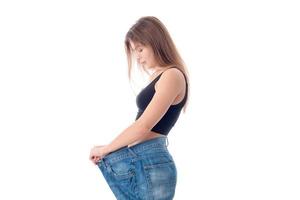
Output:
[{"xmin": 89, "ymin": 16, "xmax": 190, "ymax": 200}]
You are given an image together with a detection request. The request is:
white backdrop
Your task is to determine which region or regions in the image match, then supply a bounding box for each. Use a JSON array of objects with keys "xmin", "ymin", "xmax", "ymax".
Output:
[{"xmin": 0, "ymin": 0, "xmax": 299, "ymax": 199}]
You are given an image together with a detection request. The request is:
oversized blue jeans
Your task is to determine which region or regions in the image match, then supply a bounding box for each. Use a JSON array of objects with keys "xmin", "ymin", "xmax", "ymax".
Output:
[{"xmin": 96, "ymin": 136, "xmax": 177, "ymax": 200}]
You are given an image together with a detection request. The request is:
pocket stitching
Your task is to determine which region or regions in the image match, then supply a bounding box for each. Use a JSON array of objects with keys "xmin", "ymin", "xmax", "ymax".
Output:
[
  {"xmin": 107, "ymin": 161, "xmax": 135, "ymax": 179},
  {"xmin": 144, "ymin": 160, "xmax": 174, "ymax": 169}
]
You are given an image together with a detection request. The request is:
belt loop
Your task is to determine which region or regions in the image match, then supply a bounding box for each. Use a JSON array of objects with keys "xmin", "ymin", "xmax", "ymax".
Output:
[
  {"xmin": 166, "ymin": 136, "xmax": 169, "ymax": 147},
  {"xmin": 128, "ymin": 147, "xmax": 138, "ymax": 158}
]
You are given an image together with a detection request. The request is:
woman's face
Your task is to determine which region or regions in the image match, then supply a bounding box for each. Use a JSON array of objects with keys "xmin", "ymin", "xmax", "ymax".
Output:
[{"xmin": 130, "ymin": 41, "xmax": 158, "ymax": 69}]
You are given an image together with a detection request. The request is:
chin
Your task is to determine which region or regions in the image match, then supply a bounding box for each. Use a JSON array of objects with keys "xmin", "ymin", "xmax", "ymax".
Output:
[{"xmin": 146, "ymin": 65, "xmax": 155, "ymax": 70}]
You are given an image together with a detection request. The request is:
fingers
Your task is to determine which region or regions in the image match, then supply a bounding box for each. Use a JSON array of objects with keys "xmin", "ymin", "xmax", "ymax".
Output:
[
  {"xmin": 93, "ymin": 156, "xmax": 98, "ymax": 163},
  {"xmin": 95, "ymin": 157, "xmax": 101, "ymax": 164},
  {"xmin": 89, "ymin": 145, "xmax": 105, "ymax": 165},
  {"xmin": 90, "ymin": 155, "xmax": 101, "ymax": 165},
  {"xmin": 94, "ymin": 158, "xmax": 100, "ymax": 164}
]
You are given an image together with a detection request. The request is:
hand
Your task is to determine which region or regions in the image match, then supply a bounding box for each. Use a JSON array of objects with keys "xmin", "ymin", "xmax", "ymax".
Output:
[{"xmin": 89, "ymin": 145, "xmax": 110, "ymax": 165}]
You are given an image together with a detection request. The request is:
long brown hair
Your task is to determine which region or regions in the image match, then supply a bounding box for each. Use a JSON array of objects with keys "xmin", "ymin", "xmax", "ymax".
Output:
[{"xmin": 125, "ymin": 16, "xmax": 190, "ymax": 113}]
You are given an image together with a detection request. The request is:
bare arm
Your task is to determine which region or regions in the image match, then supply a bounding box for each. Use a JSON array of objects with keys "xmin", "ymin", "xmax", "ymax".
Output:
[
  {"xmin": 104, "ymin": 121, "xmax": 149, "ymax": 153},
  {"xmin": 104, "ymin": 68, "xmax": 185, "ymax": 154}
]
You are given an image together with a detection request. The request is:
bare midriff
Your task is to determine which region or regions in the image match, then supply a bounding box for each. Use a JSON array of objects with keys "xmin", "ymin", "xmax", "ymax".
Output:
[{"xmin": 127, "ymin": 131, "xmax": 163, "ymax": 147}]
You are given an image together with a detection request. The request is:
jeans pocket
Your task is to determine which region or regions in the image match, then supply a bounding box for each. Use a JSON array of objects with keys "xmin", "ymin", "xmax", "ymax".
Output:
[
  {"xmin": 107, "ymin": 159, "xmax": 135, "ymax": 180},
  {"xmin": 144, "ymin": 161, "xmax": 177, "ymax": 199}
]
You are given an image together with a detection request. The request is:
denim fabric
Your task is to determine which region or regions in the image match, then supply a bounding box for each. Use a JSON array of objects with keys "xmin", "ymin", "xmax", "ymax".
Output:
[{"xmin": 96, "ymin": 136, "xmax": 177, "ymax": 200}]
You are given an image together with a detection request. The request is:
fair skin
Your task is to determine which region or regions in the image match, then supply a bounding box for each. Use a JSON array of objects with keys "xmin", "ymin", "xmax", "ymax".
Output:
[{"xmin": 89, "ymin": 41, "xmax": 186, "ymax": 164}]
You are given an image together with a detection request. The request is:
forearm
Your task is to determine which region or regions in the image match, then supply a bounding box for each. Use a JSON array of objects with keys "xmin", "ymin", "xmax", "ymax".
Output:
[{"xmin": 105, "ymin": 122, "xmax": 149, "ymax": 154}]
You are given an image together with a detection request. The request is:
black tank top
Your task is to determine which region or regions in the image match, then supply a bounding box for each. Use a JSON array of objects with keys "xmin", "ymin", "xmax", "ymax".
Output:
[{"xmin": 135, "ymin": 67, "xmax": 188, "ymax": 135}]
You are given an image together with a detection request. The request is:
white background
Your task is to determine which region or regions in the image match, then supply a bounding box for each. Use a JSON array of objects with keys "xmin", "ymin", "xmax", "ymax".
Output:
[{"xmin": 0, "ymin": 0, "xmax": 299, "ymax": 199}]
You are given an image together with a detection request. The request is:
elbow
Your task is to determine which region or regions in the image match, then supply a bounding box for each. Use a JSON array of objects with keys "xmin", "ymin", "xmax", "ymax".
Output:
[{"xmin": 134, "ymin": 120, "xmax": 151, "ymax": 134}]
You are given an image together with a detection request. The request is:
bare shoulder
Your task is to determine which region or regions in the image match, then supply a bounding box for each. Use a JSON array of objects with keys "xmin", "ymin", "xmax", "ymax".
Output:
[{"xmin": 155, "ymin": 68, "xmax": 186, "ymax": 91}]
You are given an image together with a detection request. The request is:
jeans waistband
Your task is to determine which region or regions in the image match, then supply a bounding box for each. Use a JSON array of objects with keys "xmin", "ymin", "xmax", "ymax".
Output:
[
  {"xmin": 130, "ymin": 135, "xmax": 168, "ymax": 151},
  {"xmin": 102, "ymin": 136, "xmax": 169, "ymax": 164}
]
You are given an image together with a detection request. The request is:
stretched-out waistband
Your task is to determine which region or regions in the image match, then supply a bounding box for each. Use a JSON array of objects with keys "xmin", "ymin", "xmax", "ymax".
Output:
[{"xmin": 101, "ymin": 136, "xmax": 169, "ymax": 164}]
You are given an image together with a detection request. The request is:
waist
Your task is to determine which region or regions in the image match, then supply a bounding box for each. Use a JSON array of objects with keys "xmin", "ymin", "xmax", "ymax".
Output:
[
  {"xmin": 102, "ymin": 136, "xmax": 168, "ymax": 164},
  {"xmin": 128, "ymin": 131, "xmax": 163, "ymax": 147}
]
